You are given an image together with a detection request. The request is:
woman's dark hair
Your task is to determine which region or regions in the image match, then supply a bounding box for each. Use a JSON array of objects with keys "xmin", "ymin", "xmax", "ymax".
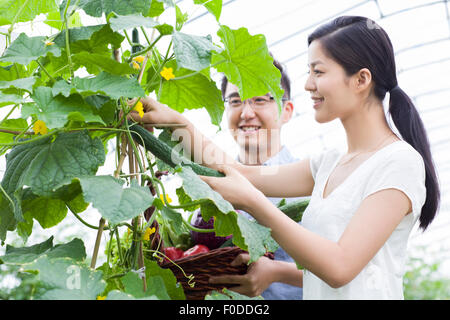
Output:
[
  {"xmin": 308, "ymin": 16, "xmax": 440, "ymax": 230},
  {"xmin": 220, "ymin": 57, "xmax": 291, "ymax": 100}
]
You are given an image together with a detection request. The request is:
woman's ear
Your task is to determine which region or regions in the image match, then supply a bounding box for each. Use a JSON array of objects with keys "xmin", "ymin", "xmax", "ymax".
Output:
[{"xmin": 354, "ymin": 68, "xmax": 373, "ymax": 93}]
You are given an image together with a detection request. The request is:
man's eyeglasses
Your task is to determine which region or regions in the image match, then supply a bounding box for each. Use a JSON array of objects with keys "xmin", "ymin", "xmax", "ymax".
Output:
[{"xmin": 224, "ymin": 95, "xmax": 288, "ymax": 109}]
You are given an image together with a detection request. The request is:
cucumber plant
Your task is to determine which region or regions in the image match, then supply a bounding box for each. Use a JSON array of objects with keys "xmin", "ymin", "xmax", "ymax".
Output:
[{"xmin": 0, "ymin": 0, "xmax": 298, "ymax": 300}]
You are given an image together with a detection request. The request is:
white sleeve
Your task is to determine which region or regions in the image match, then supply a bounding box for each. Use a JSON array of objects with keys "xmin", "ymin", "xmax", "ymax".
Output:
[
  {"xmin": 362, "ymin": 148, "xmax": 426, "ymax": 218},
  {"xmin": 309, "ymin": 152, "xmax": 326, "ymax": 181}
]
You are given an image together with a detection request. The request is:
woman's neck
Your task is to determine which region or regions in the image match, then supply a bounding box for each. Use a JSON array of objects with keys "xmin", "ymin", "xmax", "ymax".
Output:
[{"xmin": 341, "ymin": 101, "xmax": 396, "ymax": 154}]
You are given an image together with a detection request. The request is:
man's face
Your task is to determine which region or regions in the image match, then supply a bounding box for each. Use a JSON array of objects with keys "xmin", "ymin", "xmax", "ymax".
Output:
[{"xmin": 224, "ymin": 82, "xmax": 292, "ymax": 156}]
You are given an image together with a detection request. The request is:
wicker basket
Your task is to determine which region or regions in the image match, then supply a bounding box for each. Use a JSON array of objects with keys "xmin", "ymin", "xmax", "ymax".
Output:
[{"xmin": 159, "ymin": 246, "xmax": 273, "ymax": 300}]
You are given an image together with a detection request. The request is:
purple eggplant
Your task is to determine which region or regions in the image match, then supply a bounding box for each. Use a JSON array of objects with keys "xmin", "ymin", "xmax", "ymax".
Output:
[{"xmin": 190, "ymin": 210, "xmax": 232, "ymax": 250}]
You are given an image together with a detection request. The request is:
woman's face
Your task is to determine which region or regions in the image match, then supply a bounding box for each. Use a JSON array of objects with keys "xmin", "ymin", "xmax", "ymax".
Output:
[{"xmin": 304, "ymin": 40, "xmax": 359, "ymax": 123}]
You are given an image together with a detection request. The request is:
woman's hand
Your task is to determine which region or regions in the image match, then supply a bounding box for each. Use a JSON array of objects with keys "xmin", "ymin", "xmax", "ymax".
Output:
[
  {"xmin": 127, "ymin": 96, "xmax": 183, "ymax": 126},
  {"xmin": 208, "ymin": 253, "xmax": 277, "ymax": 297},
  {"xmin": 200, "ymin": 164, "xmax": 262, "ymax": 211}
]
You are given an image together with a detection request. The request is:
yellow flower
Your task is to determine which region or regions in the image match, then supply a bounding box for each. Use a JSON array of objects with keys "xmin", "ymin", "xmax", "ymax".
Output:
[
  {"xmin": 160, "ymin": 194, "xmax": 172, "ymax": 204},
  {"xmin": 133, "ymin": 101, "xmax": 144, "ymax": 118},
  {"xmin": 133, "ymin": 56, "xmax": 145, "ymax": 63},
  {"xmin": 33, "ymin": 120, "xmax": 48, "ymax": 135},
  {"xmin": 96, "ymin": 296, "xmax": 107, "ymax": 300},
  {"xmin": 143, "ymin": 227, "xmax": 156, "ymax": 241},
  {"xmin": 132, "ymin": 61, "xmax": 140, "ymax": 70},
  {"xmin": 160, "ymin": 67, "xmax": 175, "ymax": 81},
  {"xmin": 45, "ymin": 40, "xmax": 55, "ymax": 46}
]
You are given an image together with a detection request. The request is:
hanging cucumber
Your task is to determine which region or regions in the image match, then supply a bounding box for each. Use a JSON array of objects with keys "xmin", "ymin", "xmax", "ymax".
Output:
[{"xmin": 128, "ymin": 122, "xmax": 224, "ymax": 177}]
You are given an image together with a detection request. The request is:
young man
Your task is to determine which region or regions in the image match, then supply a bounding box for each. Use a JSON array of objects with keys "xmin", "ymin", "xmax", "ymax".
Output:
[{"xmin": 208, "ymin": 59, "xmax": 305, "ymax": 300}]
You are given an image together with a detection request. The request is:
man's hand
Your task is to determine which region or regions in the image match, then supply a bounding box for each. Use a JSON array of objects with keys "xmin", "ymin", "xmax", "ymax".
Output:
[{"xmin": 208, "ymin": 253, "xmax": 277, "ymax": 297}]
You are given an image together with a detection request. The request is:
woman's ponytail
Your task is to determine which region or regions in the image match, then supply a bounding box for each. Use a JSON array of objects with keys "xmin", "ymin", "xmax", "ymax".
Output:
[{"xmin": 389, "ymin": 85, "xmax": 440, "ymax": 230}]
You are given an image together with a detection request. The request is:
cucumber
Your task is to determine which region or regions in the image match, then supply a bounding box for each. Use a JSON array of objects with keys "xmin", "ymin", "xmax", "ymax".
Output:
[
  {"xmin": 128, "ymin": 122, "xmax": 224, "ymax": 177},
  {"xmin": 277, "ymin": 199, "xmax": 310, "ymax": 222}
]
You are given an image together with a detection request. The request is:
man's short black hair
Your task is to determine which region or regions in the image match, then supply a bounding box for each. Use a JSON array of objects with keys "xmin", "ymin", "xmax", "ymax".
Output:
[{"xmin": 220, "ymin": 57, "xmax": 291, "ymax": 100}]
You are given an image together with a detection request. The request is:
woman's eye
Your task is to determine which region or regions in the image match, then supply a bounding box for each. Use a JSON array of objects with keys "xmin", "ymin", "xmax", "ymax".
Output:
[{"xmin": 313, "ymin": 70, "xmax": 323, "ymax": 74}]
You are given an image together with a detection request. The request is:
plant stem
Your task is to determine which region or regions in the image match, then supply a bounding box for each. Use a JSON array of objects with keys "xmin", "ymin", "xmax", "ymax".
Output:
[
  {"xmin": 36, "ymin": 59, "xmax": 56, "ymax": 82},
  {"xmin": 129, "ymin": 34, "xmax": 163, "ymax": 60},
  {"xmin": 7, "ymin": 0, "xmax": 31, "ymax": 35},
  {"xmin": 0, "ymin": 104, "xmax": 19, "ymax": 124},
  {"xmin": 63, "ymin": 0, "xmax": 74, "ymax": 78},
  {"xmin": 90, "ymin": 218, "xmax": 106, "ymax": 269},
  {"xmin": 72, "ymin": 211, "xmax": 108, "ymax": 230}
]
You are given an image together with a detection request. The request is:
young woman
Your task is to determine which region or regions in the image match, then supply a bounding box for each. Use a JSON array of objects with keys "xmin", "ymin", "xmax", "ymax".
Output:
[{"xmin": 130, "ymin": 16, "xmax": 440, "ymax": 299}]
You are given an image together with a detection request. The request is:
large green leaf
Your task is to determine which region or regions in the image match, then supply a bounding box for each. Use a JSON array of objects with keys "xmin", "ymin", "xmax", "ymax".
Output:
[
  {"xmin": 21, "ymin": 196, "xmax": 68, "ymax": 229},
  {"xmin": 0, "ymin": 0, "xmax": 58, "ymax": 26},
  {"xmin": 31, "ymin": 86, "xmax": 105, "ymax": 128},
  {"xmin": 0, "ymin": 236, "xmax": 86, "ymax": 265},
  {"xmin": 159, "ymin": 62, "xmax": 224, "ymax": 127},
  {"xmin": 0, "ymin": 33, "xmax": 61, "ymax": 65},
  {"xmin": 212, "ymin": 25, "xmax": 284, "ymax": 109},
  {"xmin": 121, "ymin": 272, "xmax": 170, "ymax": 300},
  {"xmin": 0, "ymin": 130, "xmax": 105, "ymax": 225},
  {"xmin": 78, "ymin": 0, "xmax": 152, "ymax": 18},
  {"xmin": 27, "ymin": 256, "xmax": 106, "ymax": 300},
  {"xmin": 52, "ymin": 24, "xmax": 124, "ymax": 56},
  {"xmin": 193, "ymin": 0, "xmax": 222, "ymax": 21},
  {"xmin": 172, "ymin": 32, "xmax": 217, "ymax": 72},
  {"xmin": 51, "ymin": 72, "xmax": 145, "ymax": 100},
  {"xmin": 109, "ymin": 13, "xmax": 158, "ymax": 31},
  {"xmin": 76, "ymin": 176, "xmax": 153, "ymax": 225},
  {"xmin": 144, "ymin": 259, "xmax": 185, "ymax": 300},
  {"xmin": 72, "ymin": 52, "xmax": 135, "ymax": 76},
  {"xmin": 0, "ymin": 77, "xmax": 37, "ymax": 93}
]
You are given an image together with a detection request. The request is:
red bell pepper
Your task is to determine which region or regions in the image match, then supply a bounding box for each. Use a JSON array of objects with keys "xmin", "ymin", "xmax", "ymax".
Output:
[
  {"xmin": 163, "ymin": 247, "xmax": 184, "ymax": 261},
  {"xmin": 182, "ymin": 244, "xmax": 210, "ymax": 258}
]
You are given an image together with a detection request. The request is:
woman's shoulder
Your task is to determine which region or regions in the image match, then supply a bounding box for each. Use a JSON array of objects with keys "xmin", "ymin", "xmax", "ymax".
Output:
[{"xmin": 381, "ymin": 140, "xmax": 424, "ymax": 167}]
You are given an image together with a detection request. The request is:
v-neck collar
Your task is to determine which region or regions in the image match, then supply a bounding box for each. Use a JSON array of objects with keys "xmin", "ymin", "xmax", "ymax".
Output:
[{"xmin": 321, "ymin": 140, "xmax": 402, "ymax": 200}]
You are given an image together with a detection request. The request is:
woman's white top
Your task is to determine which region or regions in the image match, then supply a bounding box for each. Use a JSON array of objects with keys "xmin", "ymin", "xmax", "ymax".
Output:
[{"xmin": 301, "ymin": 141, "xmax": 426, "ymax": 300}]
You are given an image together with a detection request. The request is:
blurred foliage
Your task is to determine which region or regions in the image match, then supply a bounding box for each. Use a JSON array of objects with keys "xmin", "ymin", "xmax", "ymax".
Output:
[{"xmin": 403, "ymin": 250, "xmax": 450, "ymax": 300}]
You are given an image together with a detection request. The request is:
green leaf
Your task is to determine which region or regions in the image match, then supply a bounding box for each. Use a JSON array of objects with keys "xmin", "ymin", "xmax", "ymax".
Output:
[
  {"xmin": 109, "ymin": 13, "xmax": 158, "ymax": 31},
  {"xmin": 148, "ymin": 0, "xmax": 165, "ymax": 17},
  {"xmin": 53, "ymin": 24, "xmax": 124, "ymax": 54},
  {"xmin": 44, "ymin": 10, "xmax": 82, "ymax": 30},
  {"xmin": 155, "ymin": 23, "xmax": 174, "ymax": 36},
  {"xmin": 0, "ymin": 0, "xmax": 58, "ymax": 26},
  {"xmin": 78, "ymin": 0, "xmax": 152, "ymax": 18},
  {"xmin": 172, "ymin": 32, "xmax": 217, "ymax": 72},
  {"xmin": 175, "ymin": 5, "xmax": 188, "ymax": 31},
  {"xmin": 31, "ymin": 86, "xmax": 105, "ymax": 128},
  {"xmin": 21, "ymin": 196, "xmax": 68, "ymax": 229},
  {"xmin": 52, "ymin": 72, "xmax": 145, "ymax": 100},
  {"xmin": 144, "ymin": 259, "xmax": 185, "ymax": 300},
  {"xmin": 0, "ymin": 33, "xmax": 61, "ymax": 65},
  {"xmin": 0, "ymin": 192, "xmax": 18, "ymax": 242},
  {"xmin": 76, "ymin": 176, "xmax": 153, "ymax": 225},
  {"xmin": 159, "ymin": 62, "xmax": 224, "ymax": 127},
  {"xmin": 0, "ymin": 119, "xmax": 28, "ymax": 144},
  {"xmin": 0, "ymin": 236, "xmax": 86, "ymax": 265},
  {"xmin": 72, "ymin": 52, "xmax": 135, "ymax": 75},
  {"xmin": 0, "ymin": 94, "xmax": 24, "ymax": 107},
  {"xmin": 0, "ymin": 130, "xmax": 105, "ymax": 225},
  {"xmin": 27, "ymin": 256, "xmax": 106, "ymax": 300},
  {"xmin": 0, "ymin": 77, "xmax": 37, "ymax": 93},
  {"xmin": 0, "ymin": 63, "xmax": 27, "ymax": 81},
  {"xmin": 121, "ymin": 272, "xmax": 170, "ymax": 299},
  {"xmin": 177, "ymin": 166, "xmax": 234, "ymax": 215},
  {"xmin": 193, "ymin": 0, "xmax": 222, "ymax": 21},
  {"xmin": 212, "ymin": 25, "xmax": 284, "ymax": 109}
]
